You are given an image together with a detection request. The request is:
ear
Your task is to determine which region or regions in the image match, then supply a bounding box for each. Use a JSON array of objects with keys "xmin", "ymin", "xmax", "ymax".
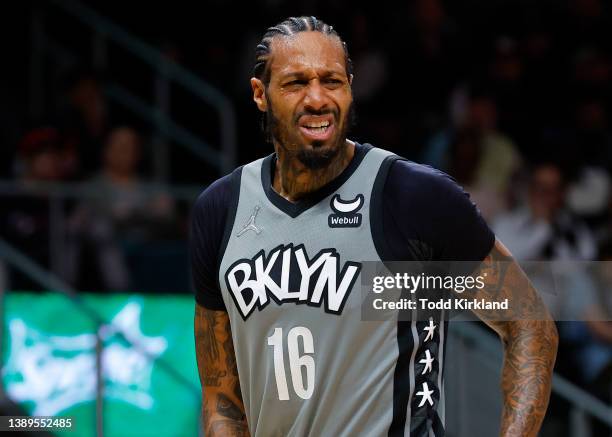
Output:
[
  {"xmin": 349, "ymin": 74, "xmax": 353, "ymax": 86},
  {"xmin": 250, "ymin": 77, "xmax": 267, "ymax": 112}
]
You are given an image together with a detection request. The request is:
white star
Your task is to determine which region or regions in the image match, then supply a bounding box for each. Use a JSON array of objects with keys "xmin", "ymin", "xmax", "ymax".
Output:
[
  {"xmin": 419, "ymin": 349, "xmax": 435, "ymax": 375},
  {"xmin": 423, "ymin": 317, "xmax": 437, "ymax": 342},
  {"xmin": 416, "ymin": 382, "xmax": 435, "ymax": 407}
]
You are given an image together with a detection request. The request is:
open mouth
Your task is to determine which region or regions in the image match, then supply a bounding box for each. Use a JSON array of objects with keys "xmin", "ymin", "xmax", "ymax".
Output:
[{"xmin": 298, "ymin": 115, "xmax": 335, "ymax": 141}]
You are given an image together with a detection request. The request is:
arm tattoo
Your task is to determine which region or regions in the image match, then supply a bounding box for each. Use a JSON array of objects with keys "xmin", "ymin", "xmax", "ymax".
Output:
[
  {"xmin": 195, "ymin": 306, "xmax": 226, "ymax": 387},
  {"xmin": 472, "ymin": 241, "xmax": 558, "ymax": 437},
  {"xmin": 195, "ymin": 304, "xmax": 250, "ymax": 436},
  {"xmin": 210, "ymin": 421, "xmax": 250, "ymax": 437},
  {"xmin": 498, "ymin": 320, "xmax": 558, "ymax": 436},
  {"xmin": 471, "ymin": 244, "xmax": 547, "ymax": 322},
  {"xmin": 223, "ymin": 320, "xmax": 244, "ymax": 401},
  {"xmin": 217, "ymin": 393, "xmax": 246, "ymax": 421}
]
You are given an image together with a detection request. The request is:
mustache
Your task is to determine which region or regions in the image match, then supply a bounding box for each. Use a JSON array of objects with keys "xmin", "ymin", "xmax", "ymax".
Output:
[{"xmin": 294, "ymin": 108, "xmax": 338, "ymax": 124}]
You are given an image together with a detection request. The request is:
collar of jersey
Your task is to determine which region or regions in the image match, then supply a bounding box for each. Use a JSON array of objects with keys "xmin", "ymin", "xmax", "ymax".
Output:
[{"xmin": 261, "ymin": 142, "xmax": 372, "ymax": 218}]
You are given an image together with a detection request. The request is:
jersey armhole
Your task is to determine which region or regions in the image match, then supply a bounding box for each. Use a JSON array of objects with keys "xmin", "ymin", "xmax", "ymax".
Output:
[
  {"xmin": 370, "ymin": 155, "xmax": 403, "ymax": 262},
  {"xmin": 215, "ymin": 166, "xmax": 244, "ymax": 290}
]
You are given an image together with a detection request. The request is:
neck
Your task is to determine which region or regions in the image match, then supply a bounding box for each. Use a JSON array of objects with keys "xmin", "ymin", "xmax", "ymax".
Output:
[{"xmin": 273, "ymin": 140, "xmax": 355, "ymax": 202}]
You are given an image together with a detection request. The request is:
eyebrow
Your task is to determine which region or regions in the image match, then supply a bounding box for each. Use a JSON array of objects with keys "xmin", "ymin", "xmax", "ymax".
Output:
[
  {"xmin": 279, "ymin": 69, "xmax": 345, "ymax": 81},
  {"xmin": 279, "ymin": 72, "xmax": 308, "ymax": 81}
]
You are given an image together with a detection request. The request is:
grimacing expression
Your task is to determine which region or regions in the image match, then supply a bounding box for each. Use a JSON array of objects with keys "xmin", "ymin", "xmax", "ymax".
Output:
[{"xmin": 251, "ymin": 31, "xmax": 354, "ymax": 169}]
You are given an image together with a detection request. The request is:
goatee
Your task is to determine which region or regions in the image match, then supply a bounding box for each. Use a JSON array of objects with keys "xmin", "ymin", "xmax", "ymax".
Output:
[{"xmin": 265, "ymin": 102, "xmax": 356, "ymax": 170}]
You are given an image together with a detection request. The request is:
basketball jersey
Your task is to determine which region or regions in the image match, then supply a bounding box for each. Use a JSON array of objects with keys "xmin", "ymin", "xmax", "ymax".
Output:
[{"xmin": 215, "ymin": 144, "xmax": 448, "ymax": 436}]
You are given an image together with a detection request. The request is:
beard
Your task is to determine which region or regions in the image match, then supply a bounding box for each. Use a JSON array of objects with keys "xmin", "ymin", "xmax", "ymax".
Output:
[{"xmin": 265, "ymin": 101, "xmax": 356, "ymax": 170}]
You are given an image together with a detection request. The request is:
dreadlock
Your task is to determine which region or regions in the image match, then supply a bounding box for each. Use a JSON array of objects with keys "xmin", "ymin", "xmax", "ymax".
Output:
[{"xmin": 253, "ymin": 16, "xmax": 353, "ymax": 85}]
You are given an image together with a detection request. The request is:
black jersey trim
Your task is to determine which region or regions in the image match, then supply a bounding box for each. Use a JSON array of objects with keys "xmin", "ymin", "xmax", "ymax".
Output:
[
  {"xmin": 260, "ymin": 142, "xmax": 372, "ymax": 218},
  {"xmin": 370, "ymin": 155, "xmax": 403, "ymax": 261},
  {"xmin": 216, "ymin": 166, "xmax": 244, "ymax": 291},
  {"xmin": 431, "ymin": 413, "xmax": 445, "ymax": 436},
  {"xmin": 388, "ymin": 320, "xmax": 415, "ymax": 436}
]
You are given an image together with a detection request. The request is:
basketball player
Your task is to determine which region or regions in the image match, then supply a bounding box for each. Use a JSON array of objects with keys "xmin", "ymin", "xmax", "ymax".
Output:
[{"xmin": 191, "ymin": 17, "xmax": 558, "ymax": 437}]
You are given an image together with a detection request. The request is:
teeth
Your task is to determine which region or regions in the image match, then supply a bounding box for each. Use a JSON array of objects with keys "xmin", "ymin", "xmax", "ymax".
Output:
[
  {"xmin": 305, "ymin": 121, "xmax": 330, "ymax": 128},
  {"xmin": 307, "ymin": 126, "xmax": 327, "ymax": 133}
]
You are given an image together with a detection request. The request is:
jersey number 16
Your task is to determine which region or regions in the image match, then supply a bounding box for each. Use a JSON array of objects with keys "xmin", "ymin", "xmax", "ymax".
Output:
[{"xmin": 267, "ymin": 327, "xmax": 315, "ymax": 400}]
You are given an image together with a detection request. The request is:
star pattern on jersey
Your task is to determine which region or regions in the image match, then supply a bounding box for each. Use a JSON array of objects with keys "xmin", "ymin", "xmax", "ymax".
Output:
[
  {"xmin": 416, "ymin": 382, "xmax": 435, "ymax": 407},
  {"xmin": 419, "ymin": 349, "xmax": 434, "ymax": 375},
  {"xmin": 413, "ymin": 317, "xmax": 440, "ymax": 412},
  {"xmin": 423, "ymin": 317, "xmax": 437, "ymax": 342}
]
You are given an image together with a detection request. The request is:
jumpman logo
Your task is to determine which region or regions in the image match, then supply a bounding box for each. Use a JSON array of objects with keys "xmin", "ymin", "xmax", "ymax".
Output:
[{"xmin": 237, "ymin": 205, "xmax": 262, "ymax": 237}]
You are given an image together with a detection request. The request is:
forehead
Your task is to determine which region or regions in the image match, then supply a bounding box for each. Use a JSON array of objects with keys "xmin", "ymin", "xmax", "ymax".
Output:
[
  {"xmin": 533, "ymin": 167, "xmax": 561, "ymax": 184},
  {"xmin": 268, "ymin": 32, "xmax": 346, "ymax": 78}
]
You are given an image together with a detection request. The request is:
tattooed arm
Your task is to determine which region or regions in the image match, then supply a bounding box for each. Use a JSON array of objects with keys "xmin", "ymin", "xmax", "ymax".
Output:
[
  {"xmin": 194, "ymin": 303, "xmax": 250, "ymax": 436},
  {"xmin": 470, "ymin": 239, "xmax": 558, "ymax": 437}
]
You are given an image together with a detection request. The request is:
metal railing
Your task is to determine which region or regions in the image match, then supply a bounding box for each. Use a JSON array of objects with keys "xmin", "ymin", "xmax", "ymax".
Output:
[
  {"xmin": 0, "ymin": 179, "xmax": 201, "ymax": 202},
  {"xmin": 0, "ymin": 179, "xmax": 201, "ymax": 282},
  {"xmin": 30, "ymin": 0, "xmax": 237, "ymax": 179},
  {"xmin": 448, "ymin": 321, "xmax": 612, "ymax": 436}
]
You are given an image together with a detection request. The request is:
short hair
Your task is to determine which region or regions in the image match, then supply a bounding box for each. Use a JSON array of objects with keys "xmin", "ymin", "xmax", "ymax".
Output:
[
  {"xmin": 253, "ymin": 16, "xmax": 353, "ymax": 85},
  {"xmin": 19, "ymin": 127, "xmax": 61, "ymax": 157}
]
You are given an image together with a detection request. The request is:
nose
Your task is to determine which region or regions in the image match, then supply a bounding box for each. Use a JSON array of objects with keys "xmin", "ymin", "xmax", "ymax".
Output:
[{"xmin": 303, "ymin": 81, "xmax": 329, "ymax": 112}]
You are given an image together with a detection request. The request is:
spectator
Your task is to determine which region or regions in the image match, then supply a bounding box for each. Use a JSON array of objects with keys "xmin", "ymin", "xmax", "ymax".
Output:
[
  {"xmin": 494, "ymin": 162, "xmax": 598, "ymax": 436},
  {"xmin": 563, "ymin": 98, "xmax": 612, "ymax": 226},
  {"xmin": 1, "ymin": 127, "xmax": 65, "ymax": 290},
  {"xmin": 551, "ymin": 240, "xmax": 612, "ymax": 435},
  {"xmin": 444, "ymin": 127, "xmax": 506, "ymax": 221},
  {"xmin": 486, "ymin": 36, "xmax": 527, "ymax": 140},
  {"xmin": 423, "ymin": 90, "xmax": 522, "ymax": 220},
  {"xmin": 493, "ymin": 162, "xmax": 596, "ymax": 261},
  {"xmin": 57, "ymin": 70, "xmax": 109, "ymax": 178},
  {"xmin": 349, "ymin": 11, "xmax": 389, "ymax": 105},
  {"xmin": 67, "ymin": 126, "xmax": 176, "ymax": 291},
  {"xmin": 91, "ymin": 126, "xmax": 175, "ymax": 239},
  {"xmin": 573, "ymin": 240, "xmax": 612, "ymax": 378}
]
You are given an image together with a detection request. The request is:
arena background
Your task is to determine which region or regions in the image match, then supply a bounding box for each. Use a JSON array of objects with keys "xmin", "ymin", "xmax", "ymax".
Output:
[{"xmin": 2, "ymin": 1, "xmax": 612, "ymax": 436}]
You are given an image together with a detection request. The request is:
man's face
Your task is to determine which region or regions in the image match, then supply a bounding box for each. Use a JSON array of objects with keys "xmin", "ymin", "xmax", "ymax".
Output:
[
  {"xmin": 251, "ymin": 32, "xmax": 353, "ymax": 169},
  {"xmin": 529, "ymin": 165, "xmax": 565, "ymax": 222},
  {"xmin": 104, "ymin": 128, "xmax": 141, "ymax": 176}
]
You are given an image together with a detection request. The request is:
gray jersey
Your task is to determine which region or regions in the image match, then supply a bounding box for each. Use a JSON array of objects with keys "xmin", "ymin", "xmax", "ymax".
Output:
[{"xmin": 215, "ymin": 144, "xmax": 447, "ymax": 437}]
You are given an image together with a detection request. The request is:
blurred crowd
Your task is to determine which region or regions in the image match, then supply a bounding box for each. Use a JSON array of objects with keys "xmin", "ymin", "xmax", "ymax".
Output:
[
  {"xmin": 1, "ymin": 70, "xmax": 185, "ymax": 293},
  {"xmin": 3, "ymin": 0, "xmax": 612, "ymax": 430}
]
